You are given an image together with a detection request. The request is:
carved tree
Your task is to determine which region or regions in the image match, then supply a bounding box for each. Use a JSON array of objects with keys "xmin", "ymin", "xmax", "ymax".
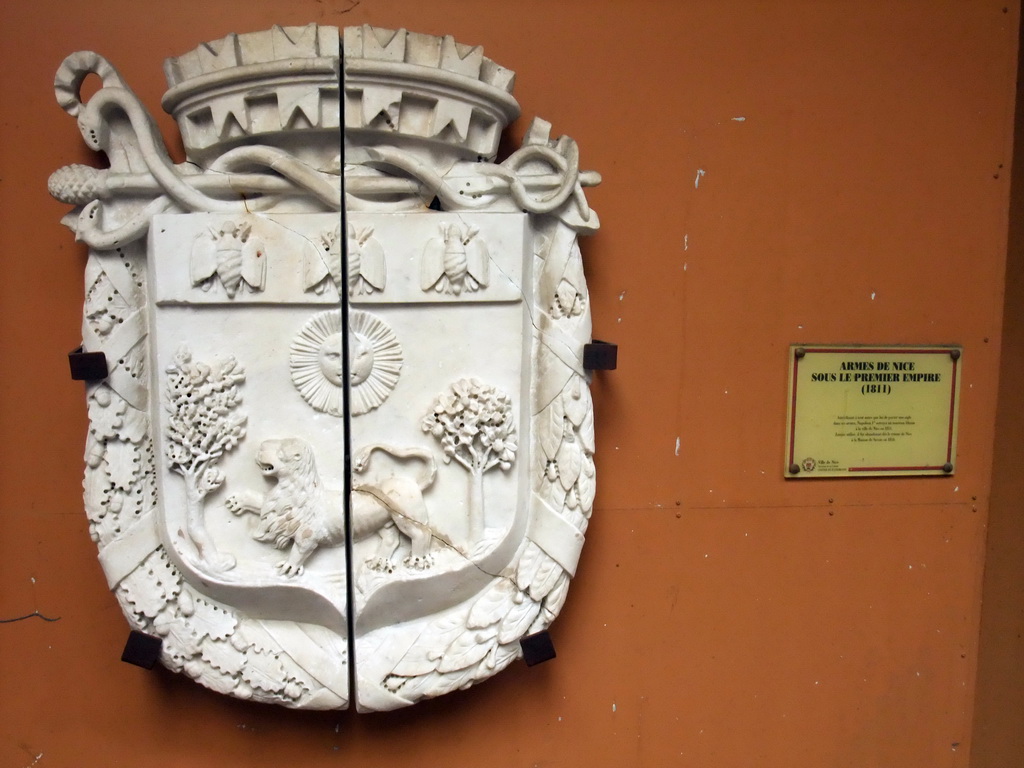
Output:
[
  {"xmin": 422, "ymin": 378, "xmax": 517, "ymax": 543},
  {"xmin": 164, "ymin": 346, "xmax": 246, "ymax": 571}
]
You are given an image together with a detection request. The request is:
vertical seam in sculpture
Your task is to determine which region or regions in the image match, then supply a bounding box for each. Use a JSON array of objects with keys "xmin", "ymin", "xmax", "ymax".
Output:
[{"xmin": 338, "ymin": 43, "xmax": 358, "ymax": 711}]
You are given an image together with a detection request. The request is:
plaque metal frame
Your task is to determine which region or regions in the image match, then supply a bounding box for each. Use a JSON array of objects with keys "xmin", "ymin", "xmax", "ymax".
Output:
[{"xmin": 785, "ymin": 345, "xmax": 962, "ymax": 478}]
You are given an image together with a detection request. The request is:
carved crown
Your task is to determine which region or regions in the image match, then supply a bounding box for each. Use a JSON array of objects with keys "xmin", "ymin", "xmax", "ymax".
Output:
[
  {"xmin": 162, "ymin": 24, "xmax": 341, "ymax": 165},
  {"xmin": 161, "ymin": 24, "xmax": 521, "ymax": 166},
  {"xmin": 342, "ymin": 26, "xmax": 520, "ymax": 162}
]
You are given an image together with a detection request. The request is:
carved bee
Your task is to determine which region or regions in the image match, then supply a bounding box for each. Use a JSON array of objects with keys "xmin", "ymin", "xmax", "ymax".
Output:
[
  {"xmin": 347, "ymin": 224, "xmax": 386, "ymax": 296},
  {"xmin": 303, "ymin": 223, "xmax": 385, "ymax": 296},
  {"xmin": 303, "ymin": 223, "xmax": 341, "ymax": 295},
  {"xmin": 421, "ymin": 223, "xmax": 489, "ymax": 295},
  {"xmin": 190, "ymin": 220, "xmax": 266, "ymax": 298}
]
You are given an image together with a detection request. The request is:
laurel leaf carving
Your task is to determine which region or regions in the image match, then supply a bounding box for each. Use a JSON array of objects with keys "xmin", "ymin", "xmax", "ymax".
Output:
[
  {"xmin": 539, "ymin": 395, "xmax": 565, "ymax": 460},
  {"xmin": 527, "ymin": 554, "xmax": 562, "ymax": 601},
  {"xmin": 563, "ymin": 378, "xmax": 589, "ymax": 426},
  {"xmin": 436, "ymin": 627, "xmax": 496, "ymax": 674},
  {"xmin": 389, "ymin": 613, "xmax": 467, "ymax": 678},
  {"xmin": 578, "ymin": 393, "xmax": 596, "ymax": 454},
  {"xmin": 497, "ymin": 597, "xmax": 541, "ymax": 645},
  {"xmin": 515, "ymin": 541, "xmax": 543, "ymax": 593},
  {"xmin": 467, "ymin": 579, "xmax": 515, "ymax": 629},
  {"xmin": 578, "ymin": 459, "xmax": 597, "ymax": 513},
  {"xmin": 556, "ymin": 439, "xmax": 582, "ymax": 491}
]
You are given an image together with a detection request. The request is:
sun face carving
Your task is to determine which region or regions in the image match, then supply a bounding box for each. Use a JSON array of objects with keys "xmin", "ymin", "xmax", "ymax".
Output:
[
  {"xmin": 290, "ymin": 309, "xmax": 403, "ymax": 417},
  {"xmin": 349, "ymin": 335, "xmax": 375, "ymax": 386},
  {"xmin": 318, "ymin": 332, "xmax": 344, "ymax": 387},
  {"xmin": 291, "ymin": 311, "xmax": 346, "ymax": 416},
  {"xmin": 348, "ymin": 310, "xmax": 403, "ymax": 415}
]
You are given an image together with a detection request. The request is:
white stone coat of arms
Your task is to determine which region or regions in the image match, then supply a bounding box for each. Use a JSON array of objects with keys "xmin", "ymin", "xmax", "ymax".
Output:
[{"xmin": 50, "ymin": 24, "xmax": 602, "ymax": 711}]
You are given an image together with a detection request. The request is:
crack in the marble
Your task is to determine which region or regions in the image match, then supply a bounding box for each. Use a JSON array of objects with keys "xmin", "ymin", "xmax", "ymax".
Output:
[{"xmin": 351, "ymin": 485, "xmax": 511, "ymax": 583}]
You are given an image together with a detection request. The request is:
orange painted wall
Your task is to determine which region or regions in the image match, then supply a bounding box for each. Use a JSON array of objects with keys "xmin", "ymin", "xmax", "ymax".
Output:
[
  {"xmin": 970, "ymin": 16, "xmax": 1024, "ymax": 766},
  {"xmin": 0, "ymin": 1, "xmax": 1018, "ymax": 766}
]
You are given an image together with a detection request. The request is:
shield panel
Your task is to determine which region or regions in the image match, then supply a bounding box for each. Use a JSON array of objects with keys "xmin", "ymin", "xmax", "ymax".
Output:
[
  {"xmin": 149, "ymin": 211, "xmax": 350, "ymax": 706},
  {"xmin": 345, "ymin": 212, "xmax": 533, "ymax": 708}
]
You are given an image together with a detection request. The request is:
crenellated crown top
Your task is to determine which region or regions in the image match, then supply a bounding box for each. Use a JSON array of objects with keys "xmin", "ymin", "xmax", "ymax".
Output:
[
  {"xmin": 161, "ymin": 24, "xmax": 520, "ymax": 167},
  {"xmin": 341, "ymin": 25, "xmax": 515, "ymax": 92},
  {"xmin": 163, "ymin": 24, "xmax": 340, "ymax": 87},
  {"xmin": 162, "ymin": 24, "xmax": 340, "ymax": 166},
  {"xmin": 342, "ymin": 26, "xmax": 519, "ymax": 163}
]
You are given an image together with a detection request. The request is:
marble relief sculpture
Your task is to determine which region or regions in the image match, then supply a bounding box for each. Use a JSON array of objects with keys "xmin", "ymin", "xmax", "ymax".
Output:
[
  {"xmin": 50, "ymin": 24, "xmax": 600, "ymax": 711},
  {"xmin": 190, "ymin": 220, "xmax": 267, "ymax": 297}
]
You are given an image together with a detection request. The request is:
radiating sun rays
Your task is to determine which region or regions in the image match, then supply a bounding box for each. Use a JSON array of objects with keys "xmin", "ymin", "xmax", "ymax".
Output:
[{"xmin": 290, "ymin": 309, "xmax": 403, "ymax": 417}]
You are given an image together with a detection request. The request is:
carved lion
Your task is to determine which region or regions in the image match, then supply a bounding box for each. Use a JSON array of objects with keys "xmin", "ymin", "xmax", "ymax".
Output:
[
  {"xmin": 351, "ymin": 443, "xmax": 436, "ymax": 572},
  {"xmin": 226, "ymin": 438, "xmax": 435, "ymax": 576}
]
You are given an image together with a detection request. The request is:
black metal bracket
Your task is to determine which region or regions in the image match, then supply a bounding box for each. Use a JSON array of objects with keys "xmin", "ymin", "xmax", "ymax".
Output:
[
  {"xmin": 583, "ymin": 340, "xmax": 617, "ymax": 371},
  {"xmin": 68, "ymin": 347, "xmax": 108, "ymax": 381},
  {"xmin": 121, "ymin": 630, "xmax": 162, "ymax": 669},
  {"xmin": 520, "ymin": 630, "xmax": 556, "ymax": 667}
]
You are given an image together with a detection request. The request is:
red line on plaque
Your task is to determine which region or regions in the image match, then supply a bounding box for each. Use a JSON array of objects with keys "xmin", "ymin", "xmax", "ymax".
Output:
[
  {"xmin": 946, "ymin": 357, "xmax": 958, "ymax": 462},
  {"xmin": 788, "ymin": 354, "xmax": 800, "ymax": 467},
  {"xmin": 801, "ymin": 348, "xmax": 950, "ymax": 355},
  {"xmin": 849, "ymin": 466, "xmax": 945, "ymax": 472}
]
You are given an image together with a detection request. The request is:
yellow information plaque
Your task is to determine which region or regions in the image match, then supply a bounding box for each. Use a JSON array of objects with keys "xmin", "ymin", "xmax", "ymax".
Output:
[{"xmin": 785, "ymin": 345, "xmax": 962, "ymax": 478}]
